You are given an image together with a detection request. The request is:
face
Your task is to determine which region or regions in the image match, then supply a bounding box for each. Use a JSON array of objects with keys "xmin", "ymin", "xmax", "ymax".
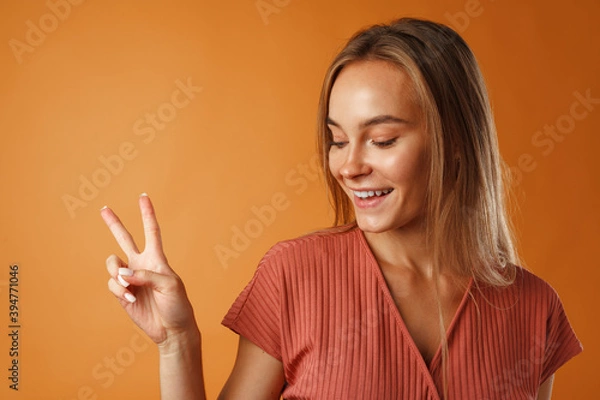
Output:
[{"xmin": 327, "ymin": 59, "xmax": 429, "ymax": 234}]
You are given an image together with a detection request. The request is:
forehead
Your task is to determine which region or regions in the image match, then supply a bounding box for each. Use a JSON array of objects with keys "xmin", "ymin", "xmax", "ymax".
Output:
[{"xmin": 328, "ymin": 60, "xmax": 420, "ymax": 120}]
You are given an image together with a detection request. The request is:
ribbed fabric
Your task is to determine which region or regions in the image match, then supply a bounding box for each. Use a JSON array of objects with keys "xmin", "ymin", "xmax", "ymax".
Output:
[{"xmin": 222, "ymin": 225, "xmax": 582, "ymax": 399}]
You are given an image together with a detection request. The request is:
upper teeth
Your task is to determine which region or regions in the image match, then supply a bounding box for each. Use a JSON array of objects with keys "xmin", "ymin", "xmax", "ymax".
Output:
[{"xmin": 354, "ymin": 189, "xmax": 393, "ymax": 199}]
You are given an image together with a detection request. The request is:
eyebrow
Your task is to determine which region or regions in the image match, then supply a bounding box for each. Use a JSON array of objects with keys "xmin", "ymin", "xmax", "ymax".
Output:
[{"xmin": 326, "ymin": 114, "xmax": 408, "ymax": 130}]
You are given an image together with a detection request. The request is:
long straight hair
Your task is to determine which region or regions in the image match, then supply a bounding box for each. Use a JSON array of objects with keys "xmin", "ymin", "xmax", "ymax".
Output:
[{"xmin": 316, "ymin": 17, "xmax": 519, "ymax": 396}]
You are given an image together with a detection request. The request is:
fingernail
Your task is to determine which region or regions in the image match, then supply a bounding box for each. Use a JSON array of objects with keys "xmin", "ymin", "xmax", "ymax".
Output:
[
  {"xmin": 124, "ymin": 293, "xmax": 137, "ymax": 303},
  {"xmin": 140, "ymin": 192, "xmax": 148, "ymax": 197},
  {"xmin": 100, "ymin": 205, "xmax": 108, "ymax": 211},
  {"xmin": 118, "ymin": 268, "xmax": 134, "ymax": 277},
  {"xmin": 117, "ymin": 275, "xmax": 130, "ymax": 288}
]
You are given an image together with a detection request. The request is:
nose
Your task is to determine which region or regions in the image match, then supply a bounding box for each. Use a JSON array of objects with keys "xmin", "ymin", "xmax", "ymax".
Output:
[{"xmin": 338, "ymin": 144, "xmax": 371, "ymax": 180}]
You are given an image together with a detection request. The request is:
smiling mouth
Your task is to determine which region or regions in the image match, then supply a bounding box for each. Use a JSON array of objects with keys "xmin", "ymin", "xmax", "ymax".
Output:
[{"xmin": 352, "ymin": 189, "xmax": 394, "ymax": 199}]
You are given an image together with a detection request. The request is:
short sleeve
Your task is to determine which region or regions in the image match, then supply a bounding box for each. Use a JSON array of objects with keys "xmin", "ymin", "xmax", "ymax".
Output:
[
  {"xmin": 221, "ymin": 245, "xmax": 284, "ymax": 361},
  {"xmin": 540, "ymin": 289, "xmax": 583, "ymax": 383}
]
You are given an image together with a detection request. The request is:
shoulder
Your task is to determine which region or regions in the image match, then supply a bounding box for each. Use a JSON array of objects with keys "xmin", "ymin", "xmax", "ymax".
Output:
[
  {"xmin": 261, "ymin": 223, "xmax": 361, "ymax": 264},
  {"xmin": 475, "ymin": 265, "xmax": 566, "ymax": 317},
  {"xmin": 512, "ymin": 267, "xmax": 583, "ymax": 375},
  {"xmin": 512, "ymin": 265, "xmax": 561, "ymax": 304}
]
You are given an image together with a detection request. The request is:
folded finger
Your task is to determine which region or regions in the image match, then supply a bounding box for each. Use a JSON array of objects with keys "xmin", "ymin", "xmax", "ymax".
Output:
[
  {"xmin": 123, "ymin": 268, "xmax": 181, "ymax": 294},
  {"xmin": 100, "ymin": 206, "xmax": 140, "ymax": 257},
  {"xmin": 105, "ymin": 254, "xmax": 127, "ymax": 277},
  {"xmin": 108, "ymin": 277, "xmax": 137, "ymax": 304}
]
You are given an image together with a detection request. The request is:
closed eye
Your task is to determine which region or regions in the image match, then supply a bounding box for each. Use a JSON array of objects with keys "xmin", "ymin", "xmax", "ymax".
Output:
[
  {"xmin": 372, "ymin": 138, "xmax": 397, "ymax": 148},
  {"xmin": 329, "ymin": 141, "xmax": 347, "ymax": 149}
]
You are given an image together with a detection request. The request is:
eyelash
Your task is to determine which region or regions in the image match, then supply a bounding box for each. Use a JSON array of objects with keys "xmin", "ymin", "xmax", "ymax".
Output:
[
  {"xmin": 329, "ymin": 138, "xmax": 397, "ymax": 149},
  {"xmin": 372, "ymin": 138, "xmax": 397, "ymax": 148},
  {"xmin": 328, "ymin": 138, "xmax": 397, "ymax": 149},
  {"xmin": 329, "ymin": 141, "xmax": 347, "ymax": 149}
]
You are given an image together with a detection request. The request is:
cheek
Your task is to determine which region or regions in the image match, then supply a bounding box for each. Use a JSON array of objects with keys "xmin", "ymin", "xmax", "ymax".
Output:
[{"xmin": 380, "ymin": 146, "xmax": 429, "ymax": 185}]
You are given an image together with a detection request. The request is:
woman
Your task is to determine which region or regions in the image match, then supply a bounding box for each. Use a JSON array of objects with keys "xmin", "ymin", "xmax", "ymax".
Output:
[{"xmin": 100, "ymin": 17, "xmax": 582, "ymax": 399}]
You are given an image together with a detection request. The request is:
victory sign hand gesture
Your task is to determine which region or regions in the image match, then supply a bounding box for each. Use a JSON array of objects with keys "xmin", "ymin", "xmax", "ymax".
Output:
[{"xmin": 100, "ymin": 194, "xmax": 198, "ymax": 345}]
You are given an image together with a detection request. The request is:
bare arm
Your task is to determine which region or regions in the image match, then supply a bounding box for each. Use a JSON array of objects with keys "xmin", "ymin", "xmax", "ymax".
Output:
[
  {"xmin": 537, "ymin": 374, "xmax": 555, "ymax": 400},
  {"xmin": 218, "ymin": 336, "xmax": 285, "ymax": 399},
  {"xmin": 158, "ymin": 328, "xmax": 206, "ymax": 400}
]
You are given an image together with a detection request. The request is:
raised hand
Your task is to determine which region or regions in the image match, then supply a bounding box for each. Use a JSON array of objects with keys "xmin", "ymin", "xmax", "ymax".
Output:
[{"xmin": 100, "ymin": 193, "xmax": 198, "ymax": 345}]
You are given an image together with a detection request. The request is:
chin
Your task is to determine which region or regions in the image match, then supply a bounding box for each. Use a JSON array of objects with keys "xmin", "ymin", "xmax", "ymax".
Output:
[
  {"xmin": 354, "ymin": 216, "xmax": 395, "ymax": 234},
  {"xmin": 354, "ymin": 211, "xmax": 424, "ymax": 235}
]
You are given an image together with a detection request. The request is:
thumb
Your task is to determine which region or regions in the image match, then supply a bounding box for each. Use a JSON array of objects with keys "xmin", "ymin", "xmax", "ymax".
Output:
[{"xmin": 121, "ymin": 269, "xmax": 183, "ymax": 294}]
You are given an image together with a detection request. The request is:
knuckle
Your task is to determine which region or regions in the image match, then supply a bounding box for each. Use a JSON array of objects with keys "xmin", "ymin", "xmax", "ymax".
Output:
[
  {"xmin": 145, "ymin": 225, "xmax": 160, "ymax": 234},
  {"xmin": 169, "ymin": 274, "xmax": 185, "ymax": 291},
  {"xmin": 107, "ymin": 277, "xmax": 119, "ymax": 292},
  {"xmin": 156, "ymin": 271, "xmax": 181, "ymax": 292},
  {"xmin": 136, "ymin": 269, "xmax": 149, "ymax": 279},
  {"xmin": 106, "ymin": 254, "xmax": 119, "ymax": 265}
]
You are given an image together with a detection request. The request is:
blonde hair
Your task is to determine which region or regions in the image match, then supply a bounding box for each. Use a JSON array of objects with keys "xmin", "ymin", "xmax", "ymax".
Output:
[{"xmin": 316, "ymin": 17, "xmax": 519, "ymax": 396}]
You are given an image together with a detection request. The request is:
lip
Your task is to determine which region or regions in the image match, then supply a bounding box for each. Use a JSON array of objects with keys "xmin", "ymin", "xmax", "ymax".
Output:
[
  {"xmin": 349, "ymin": 187, "xmax": 392, "ymax": 192},
  {"xmin": 349, "ymin": 187, "xmax": 393, "ymax": 209}
]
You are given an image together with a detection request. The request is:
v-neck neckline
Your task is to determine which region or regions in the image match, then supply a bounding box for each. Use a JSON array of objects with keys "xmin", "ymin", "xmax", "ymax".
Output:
[{"xmin": 356, "ymin": 227, "xmax": 474, "ymax": 398}]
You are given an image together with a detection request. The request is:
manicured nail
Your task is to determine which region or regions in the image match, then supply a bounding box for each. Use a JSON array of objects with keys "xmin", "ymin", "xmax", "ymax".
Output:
[
  {"xmin": 117, "ymin": 275, "xmax": 130, "ymax": 288},
  {"xmin": 140, "ymin": 192, "xmax": 148, "ymax": 197},
  {"xmin": 124, "ymin": 293, "xmax": 137, "ymax": 303},
  {"xmin": 118, "ymin": 268, "xmax": 134, "ymax": 276},
  {"xmin": 100, "ymin": 205, "xmax": 108, "ymax": 211}
]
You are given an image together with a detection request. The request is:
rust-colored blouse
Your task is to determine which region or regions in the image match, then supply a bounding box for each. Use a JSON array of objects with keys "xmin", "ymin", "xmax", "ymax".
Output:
[{"xmin": 222, "ymin": 225, "xmax": 582, "ymax": 399}]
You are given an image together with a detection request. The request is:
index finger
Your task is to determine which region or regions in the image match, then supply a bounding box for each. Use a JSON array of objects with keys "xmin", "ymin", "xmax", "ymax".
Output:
[
  {"xmin": 139, "ymin": 193, "xmax": 163, "ymax": 252},
  {"xmin": 100, "ymin": 206, "xmax": 140, "ymax": 257}
]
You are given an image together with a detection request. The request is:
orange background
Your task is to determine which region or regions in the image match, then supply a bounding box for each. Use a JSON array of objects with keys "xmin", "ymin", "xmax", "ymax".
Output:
[{"xmin": 0, "ymin": 0, "xmax": 598, "ymax": 398}]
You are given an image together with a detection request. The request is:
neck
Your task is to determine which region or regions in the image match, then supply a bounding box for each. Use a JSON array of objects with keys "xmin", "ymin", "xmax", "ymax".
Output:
[{"xmin": 362, "ymin": 220, "xmax": 435, "ymax": 278}]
